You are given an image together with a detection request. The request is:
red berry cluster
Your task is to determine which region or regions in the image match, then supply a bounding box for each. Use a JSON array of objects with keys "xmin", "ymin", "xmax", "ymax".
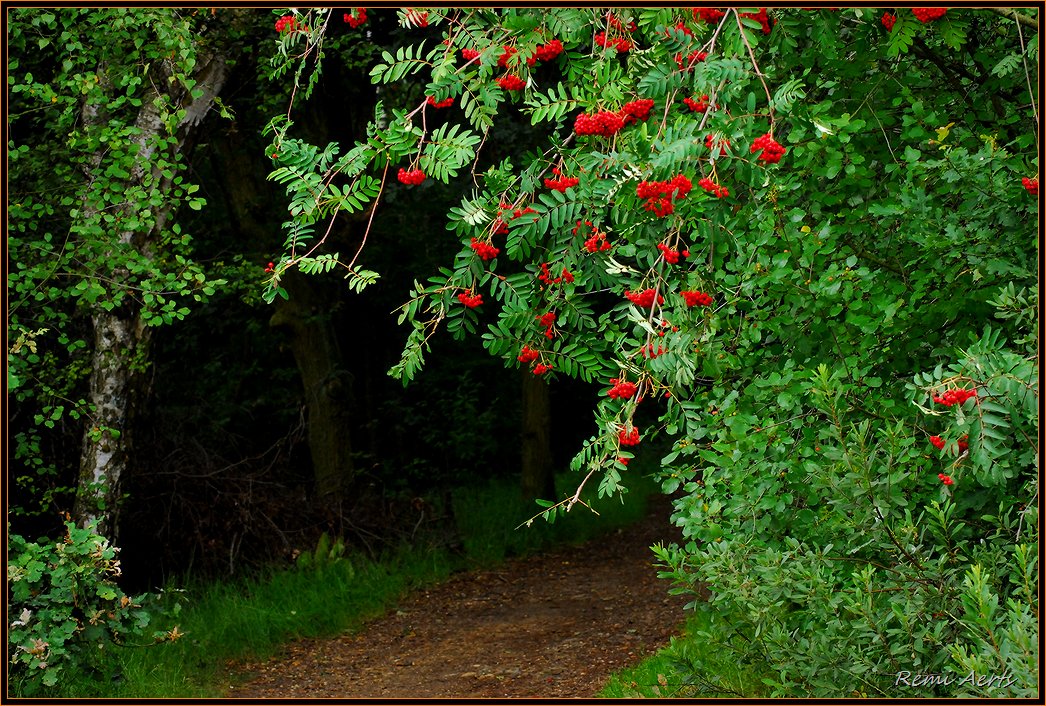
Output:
[
  {"xmin": 397, "ymin": 168, "xmax": 426, "ymax": 185},
  {"xmin": 641, "ymin": 343, "xmax": 667, "ymax": 359},
  {"xmin": 426, "ymin": 95, "xmax": 454, "ymax": 108},
  {"xmin": 681, "ymin": 290, "xmax": 713, "ymax": 307},
  {"xmin": 912, "ymin": 8, "xmax": 947, "ymax": 22},
  {"xmin": 929, "ymin": 435, "xmax": 969, "ymax": 452},
  {"xmin": 404, "ymin": 8, "xmax": 429, "ymax": 27},
  {"xmin": 698, "ymin": 177, "xmax": 729, "ymax": 198},
  {"xmin": 538, "ymin": 263, "xmax": 574, "ymax": 286},
  {"xmin": 625, "ymin": 288, "xmax": 664, "ymax": 309},
  {"xmin": 675, "ymin": 50, "xmax": 709, "ymax": 71},
  {"xmin": 594, "ymin": 31, "xmax": 633, "ymax": 54},
  {"xmin": 532, "ymin": 363, "xmax": 552, "ymax": 375},
  {"xmin": 493, "ymin": 205, "xmax": 538, "ymax": 235},
  {"xmin": 938, "ymin": 473, "xmax": 954, "ymax": 485},
  {"xmin": 544, "ymin": 166, "xmax": 579, "ymax": 192},
  {"xmin": 533, "ymin": 39, "xmax": 564, "ymax": 62},
  {"xmin": 706, "ymin": 134, "xmax": 730, "ymax": 156},
  {"xmin": 669, "ymin": 20, "xmax": 694, "ymax": 37},
  {"xmin": 496, "ymin": 45, "xmax": 517, "ymax": 68},
  {"xmin": 461, "ymin": 48, "xmax": 480, "ymax": 61},
  {"xmin": 537, "ymin": 311, "xmax": 557, "ymax": 339},
  {"xmin": 636, "ymin": 175, "xmax": 692, "ymax": 217},
  {"xmin": 657, "ymin": 243, "xmax": 689, "ymax": 264},
  {"xmin": 620, "ymin": 99, "xmax": 655, "ymax": 126},
  {"xmin": 497, "ymin": 75, "xmax": 526, "ymax": 91},
  {"xmin": 739, "ymin": 8, "xmax": 774, "ymax": 35},
  {"xmin": 457, "ymin": 290, "xmax": 483, "ymax": 308},
  {"xmin": 684, "ymin": 95, "xmax": 711, "ymax": 113},
  {"xmin": 617, "ymin": 456, "xmax": 630, "ymax": 466},
  {"xmin": 751, "ymin": 133, "xmax": 786, "ymax": 164},
  {"xmin": 694, "ymin": 8, "xmax": 725, "ymax": 23},
  {"xmin": 1022, "ymin": 177, "xmax": 1038, "ymax": 195},
  {"xmin": 264, "ymin": 261, "xmax": 275, "ymax": 273},
  {"xmin": 274, "ymin": 15, "xmax": 298, "ymax": 33},
  {"xmin": 517, "ymin": 345, "xmax": 540, "ymax": 363},
  {"xmin": 933, "ymin": 388, "xmax": 976, "ymax": 406},
  {"xmin": 618, "ymin": 427, "xmax": 641, "ymax": 446},
  {"xmin": 574, "ymin": 110, "xmax": 625, "ymax": 137},
  {"xmin": 470, "ymin": 237, "xmax": 500, "ymax": 261},
  {"xmin": 343, "ymin": 8, "xmax": 367, "ymax": 28},
  {"xmin": 881, "ymin": 12, "xmax": 897, "ymax": 31},
  {"xmin": 574, "ymin": 220, "xmax": 612, "ymax": 252},
  {"xmin": 606, "ymin": 378, "xmax": 638, "ymax": 399}
]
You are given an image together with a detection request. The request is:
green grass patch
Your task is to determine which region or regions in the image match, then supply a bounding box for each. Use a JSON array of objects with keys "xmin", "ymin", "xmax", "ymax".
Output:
[
  {"xmin": 599, "ymin": 608, "xmax": 771, "ymax": 698},
  {"xmin": 43, "ymin": 466, "xmax": 658, "ymax": 698}
]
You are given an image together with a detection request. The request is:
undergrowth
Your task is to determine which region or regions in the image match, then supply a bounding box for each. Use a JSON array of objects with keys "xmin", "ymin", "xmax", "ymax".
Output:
[{"xmin": 599, "ymin": 610, "xmax": 770, "ymax": 699}]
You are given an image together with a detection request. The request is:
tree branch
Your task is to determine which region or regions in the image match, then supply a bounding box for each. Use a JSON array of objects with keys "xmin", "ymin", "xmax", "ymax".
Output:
[{"xmin": 990, "ymin": 7, "xmax": 1039, "ymax": 30}]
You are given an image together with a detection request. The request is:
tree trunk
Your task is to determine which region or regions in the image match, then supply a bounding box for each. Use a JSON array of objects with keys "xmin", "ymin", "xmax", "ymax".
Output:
[
  {"xmin": 269, "ymin": 272, "xmax": 356, "ymax": 500},
  {"xmin": 521, "ymin": 370, "xmax": 556, "ymax": 501},
  {"xmin": 74, "ymin": 47, "xmax": 229, "ymax": 538}
]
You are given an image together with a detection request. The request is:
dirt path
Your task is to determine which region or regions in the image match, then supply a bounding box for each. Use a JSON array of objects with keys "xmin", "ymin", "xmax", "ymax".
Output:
[{"xmin": 225, "ymin": 495, "xmax": 690, "ymax": 699}]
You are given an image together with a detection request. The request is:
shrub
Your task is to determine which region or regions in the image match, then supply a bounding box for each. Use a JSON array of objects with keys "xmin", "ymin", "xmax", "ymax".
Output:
[{"xmin": 8, "ymin": 522, "xmax": 154, "ymax": 693}]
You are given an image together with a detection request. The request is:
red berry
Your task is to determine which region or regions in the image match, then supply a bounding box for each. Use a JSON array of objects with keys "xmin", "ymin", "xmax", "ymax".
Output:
[
  {"xmin": 532, "ymin": 363, "xmax": 551, "ymax": 375},
  {"xmin": 469, "ymin": 237, "xmax": 500, "ymax": 261},
  {"xmin": 457, "ymin": 291, "xmax": 483, "ymax": 308},
  {"xmin": 750, "ymin": 132, "xmax": 786, "ymax": 164},
  {"xmin": 912, "ymin": 8, "xmax": 947, "ymax": 22},
  {"xmin": 497, "ymin": 75, "xmax": 526, "ymax": 91},
  {"xmin": 932, "ymin": 388, "xmax": 976, "ymax": 406},
  {"xmin": 397, "ymin": 167, "xmax": 426, "ymax": 185},
  {"xmin": 618, "ymin": 427, "xmax": 641, "ymax": 446},
  {"xmin": 274, "ymin": 15, "xmax": 297, "ymax": 33},
  {"xmin": 461, "ymin": 48, "xmax": 480, "ymax": 61},
  {"xmin": 694, "ymin": 8, "xmax": 725, "ymax": 24},
  {"xmin": 343, "ymin": 8, "xmax": 367, "ymax": 28},
  {"xmin": 929, "ymin": 435, "xmax": 946, "ymax": 450},
  {"xmin": 1022, "ymin": 177, "xmax": 1038, "ymax": 196},
  {"xmin": 881, "ymin": 12, "xmax": 896, "ymax": 31},
  {"xmin": 620, "ymin": 99, "xmax": 655, "ymax": 125},
  {"xmin": 681, "ymin": 290, "xmax": 713, "ymax": 307},
  {"xmin": 517, "ymin": 345, "xmax": 540, "ymax": 364},
  {"xmin": 625, "ymin": 288, "xmax": 664, "ymax": 309},
  {"xmin": 937, "ymin": 473, "xmax": 954, "ymax": 485},
  {"xmin": 574, "ymin": 110, "xmax": 625, "ymax": 137},
  {"xmin": 534, "ymin": 39, "xmax": 564, "ymax": 62},
  {"xmin": 544, "ymin": 174, "xmax": 580, "ymax": 192},
  {"xmin": 426, "ymin": 95, "xmax": 455, "ymax": 109}
]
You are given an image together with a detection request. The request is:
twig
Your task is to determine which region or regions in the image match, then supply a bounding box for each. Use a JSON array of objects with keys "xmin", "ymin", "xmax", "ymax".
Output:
[{"xmin": 989, "ymin": 7, "xmax": 1039, "ymax": 30}]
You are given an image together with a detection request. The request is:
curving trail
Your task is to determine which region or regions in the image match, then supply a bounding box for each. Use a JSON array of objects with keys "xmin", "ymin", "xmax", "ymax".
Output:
[{"xmin": 225, "ymin": 495, "xmax": 690, "ymax": 699}]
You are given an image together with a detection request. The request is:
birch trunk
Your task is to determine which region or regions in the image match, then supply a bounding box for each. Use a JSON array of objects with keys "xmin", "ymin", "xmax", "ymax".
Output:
[{"xmin": 73, "ymin": 49, "xmax": 229, "ymax": 538}]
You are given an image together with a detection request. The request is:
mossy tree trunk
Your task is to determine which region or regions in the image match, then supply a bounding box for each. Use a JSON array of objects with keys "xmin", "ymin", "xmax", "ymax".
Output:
[{"xmin": 269, "ymin": 272, "xmax": 356, "ymax": 500}]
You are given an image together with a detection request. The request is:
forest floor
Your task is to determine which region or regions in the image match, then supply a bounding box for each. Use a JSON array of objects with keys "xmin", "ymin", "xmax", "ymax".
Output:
[{"xmin": 223, "ymin": 495, "xmax": 692, "ymax": 699}]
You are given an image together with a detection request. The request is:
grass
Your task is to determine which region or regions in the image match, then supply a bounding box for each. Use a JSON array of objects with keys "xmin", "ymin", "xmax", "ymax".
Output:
[
  {"xmin": 44, "ymin": 467, "xmax": 659, "ymax": 698},
  {"xmin": 599, "ymin": 608, "xmax": 771, "ymax": 699}
]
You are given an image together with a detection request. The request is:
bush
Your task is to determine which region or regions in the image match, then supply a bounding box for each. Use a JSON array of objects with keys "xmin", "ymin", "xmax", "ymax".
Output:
[{"xmin": 8, "ymin": 522, "xmax": 155, "ymax": 693}]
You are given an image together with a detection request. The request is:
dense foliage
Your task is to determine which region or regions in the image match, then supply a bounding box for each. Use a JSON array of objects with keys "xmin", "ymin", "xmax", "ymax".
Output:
[
  {"xmin": 264, "ymin": 6, "xmax": 1039, "ymax": 697},
  {"xmin": 5, "ymin": 5, "xmax": 1039, "ymax": 698}
]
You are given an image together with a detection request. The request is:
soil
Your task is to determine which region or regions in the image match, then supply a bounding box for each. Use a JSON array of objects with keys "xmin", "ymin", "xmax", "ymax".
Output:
[{"xmin": 224, "ymin": 495, "xmax": 692, "ymax": 699}]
